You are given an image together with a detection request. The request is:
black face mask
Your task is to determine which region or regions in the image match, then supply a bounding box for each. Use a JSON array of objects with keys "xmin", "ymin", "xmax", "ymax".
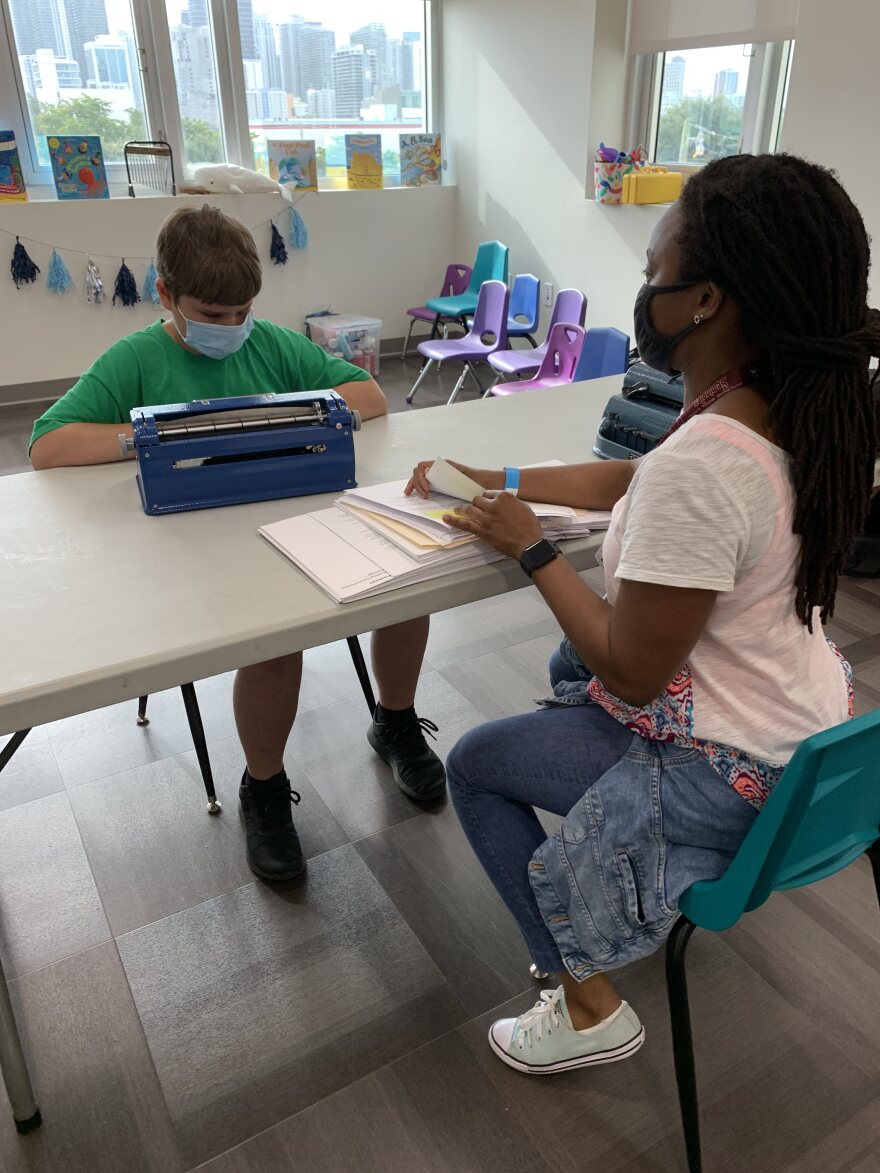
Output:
[{"xmin": 633, "ymin": 280, "xmax": 703, "ymax": 376}]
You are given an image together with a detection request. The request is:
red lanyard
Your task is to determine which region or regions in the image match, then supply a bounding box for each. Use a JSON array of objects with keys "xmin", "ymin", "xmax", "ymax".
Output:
[{"xmin": 658, "ymin": 364, "xmax": 762, "ymax": 446}]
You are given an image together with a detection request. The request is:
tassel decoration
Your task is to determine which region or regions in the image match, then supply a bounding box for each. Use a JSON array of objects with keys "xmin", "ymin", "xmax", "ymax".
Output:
[
  {"xmin": 85, "ymin": 257, "xmax": 104, "ymax": 305},
  {"xmin": 290, "ymin": 206, "xmax": 308, "ymax": 250},
  {"xmin": 11, "ymin": 236, "xmax": 40, "ymax": 289},
  {"xmin": 142, "ymin": 260, "xmax": 161, "ymax": 305},
  {"xmin": 270, "ymin": 222, "xmax": 288, "ymax": 265},
  {"xmin": 112, "ymin": 259, "xmax": 140, "ymax": 307},
  {"xmin": 47, "ymin": 248, "xmax": 74, "ymax": 294}
]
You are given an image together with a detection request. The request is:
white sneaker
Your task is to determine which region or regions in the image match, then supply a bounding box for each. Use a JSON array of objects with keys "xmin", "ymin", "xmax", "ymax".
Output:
[{"xmin": 489, "ymin": 986, "xmax": 645, "ymax": 1075}]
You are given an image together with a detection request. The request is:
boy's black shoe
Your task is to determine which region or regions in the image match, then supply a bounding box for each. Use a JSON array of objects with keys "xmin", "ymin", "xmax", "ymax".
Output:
[
  {"xmin": 239, "ymin": 770, "xmax": 305, "ymax": 881},
  {"xmin": 367, "ymin": 706, "xmax": 446, "ymax": 801}
]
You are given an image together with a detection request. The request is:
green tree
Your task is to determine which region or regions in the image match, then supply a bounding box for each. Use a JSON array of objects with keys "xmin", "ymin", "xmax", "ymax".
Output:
[
  {"xmin": 382, "ymin": 149, "xmax": 400, "ymax": 175},
  {"xmin": 656, "ymin": 95, "xmax": 744, "ymax": 165},
  {"xmin": 316, "ymin": 146, "xmax": 326, "ymax": 177},
  {"xmin": 31, "ymin": 95, "xmax": 145, "ymax": 161},
  {"xmin": 180, "ymin": 118, "xmax": 223, "ymax": 165}
]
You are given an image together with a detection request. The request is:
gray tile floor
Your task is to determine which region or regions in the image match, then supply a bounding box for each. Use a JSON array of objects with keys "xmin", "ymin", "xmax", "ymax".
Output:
[{"xmin": 1, "ymin": 357, "xmax": 880, "ymax": 1172}]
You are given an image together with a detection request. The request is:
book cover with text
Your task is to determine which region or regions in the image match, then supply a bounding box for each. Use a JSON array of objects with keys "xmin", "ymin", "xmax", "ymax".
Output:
[
  {"xmin": 0, "ymin": 131, "xmax": 27, "ymax": 202},
  {"xmin": 267, "ymin": 139, "xmax": 318, "ymax": 192},
  {"xmin": 345, "ymin": 134, "xmax": 383, "ymax": 190},
  {"xmin": 47, "ymin": 135, "xmax": 109, "ymax": 200},
  {"xmin": 400, "ymin": 133, "xmax": 441, "ymax": 186}
]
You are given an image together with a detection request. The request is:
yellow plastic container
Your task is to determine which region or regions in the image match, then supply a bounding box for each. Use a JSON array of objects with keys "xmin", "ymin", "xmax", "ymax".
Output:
[{"xmin": 622, "ymin": 166, "xmax": 683, "ymax": 205}]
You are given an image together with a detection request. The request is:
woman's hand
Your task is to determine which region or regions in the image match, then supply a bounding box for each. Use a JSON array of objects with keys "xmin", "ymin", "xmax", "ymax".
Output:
[
  {"xmin": 444, "ymin": 492, "xmax": 544, "ymax": 560},
  {"xmin": 404, "ymin": 459, "xmax": 504, "ymax": 499}
]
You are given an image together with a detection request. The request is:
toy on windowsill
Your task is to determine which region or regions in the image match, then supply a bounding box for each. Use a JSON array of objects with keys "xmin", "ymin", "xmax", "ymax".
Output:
[
  {"xmin": 179, "ymin": 164, "xmax": 297, "ymax": 202},
  {"xmin": 593, "ymin": 143, "xmax": 646, "ymax": 205}
]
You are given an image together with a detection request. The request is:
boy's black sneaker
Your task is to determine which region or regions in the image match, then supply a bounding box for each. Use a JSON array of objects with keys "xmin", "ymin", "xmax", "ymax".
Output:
[
  {"xmin": 367, "ymin": 707, "xmax": 446, "ymax": 801},
  {"xmin": 239, "ymin": 770, "xmax": 305, "ymax": 882}
]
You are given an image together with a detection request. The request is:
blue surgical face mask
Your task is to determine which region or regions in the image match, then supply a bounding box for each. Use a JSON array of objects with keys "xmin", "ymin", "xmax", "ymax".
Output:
[{"xmin": 174, "ymin": 308, "xmax": 254, "ymax": 360}]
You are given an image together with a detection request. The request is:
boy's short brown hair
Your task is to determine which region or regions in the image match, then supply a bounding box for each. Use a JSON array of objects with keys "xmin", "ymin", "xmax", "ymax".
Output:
[{"xmin": 156, "ymin": 204, "xmax": 262, "ymax": 305}]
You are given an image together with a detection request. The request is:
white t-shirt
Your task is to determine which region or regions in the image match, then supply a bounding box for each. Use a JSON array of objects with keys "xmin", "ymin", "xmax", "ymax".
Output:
[{"xmin": 588, "ymin": 414, "xmax": 852, "ymax": 808}]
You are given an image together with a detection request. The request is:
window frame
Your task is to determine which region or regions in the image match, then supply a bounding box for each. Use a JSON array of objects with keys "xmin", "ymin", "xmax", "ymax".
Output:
[
  {"xmin": 0, "ymin": 0, "xmax": 436, "ymax": 190},
  {"xmin": 628, "ymin": 38, "xmax": 794, "ymax": 172}
]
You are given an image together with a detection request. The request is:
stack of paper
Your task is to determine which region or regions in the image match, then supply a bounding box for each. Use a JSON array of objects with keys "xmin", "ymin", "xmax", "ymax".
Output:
[{"xmin": 259, "ymin": 459, "xmax": 612, "ymax": 604}]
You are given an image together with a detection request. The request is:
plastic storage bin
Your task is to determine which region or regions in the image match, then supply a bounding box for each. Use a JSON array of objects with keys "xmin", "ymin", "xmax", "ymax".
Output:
[{"xmin": 304, "ymin": 314, "xmax": 382, "ymax": 377}]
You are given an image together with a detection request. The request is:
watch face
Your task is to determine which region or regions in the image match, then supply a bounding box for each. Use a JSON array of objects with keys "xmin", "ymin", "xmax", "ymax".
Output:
[{"xmin": 520, "ymin": 539, "xmax": 559, "ymax": 575}]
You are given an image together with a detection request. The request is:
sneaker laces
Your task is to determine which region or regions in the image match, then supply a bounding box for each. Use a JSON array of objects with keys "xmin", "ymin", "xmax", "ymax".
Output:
[
  {"xmin": 514, "ymin": 987, "xmax": 565, "ymax": 1051},
  {"xmin": 385, "ymin": 715, "xmax": 439, "ymax": 752},
  {"xmin": 253, "ymin": 783, "xmax": 301, "ymax": 832}
]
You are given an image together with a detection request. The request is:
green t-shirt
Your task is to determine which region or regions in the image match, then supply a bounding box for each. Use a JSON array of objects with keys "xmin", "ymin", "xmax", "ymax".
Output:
[{"xmin": 30, "ymin": 319, "xmax": 370, "ymax": 450}]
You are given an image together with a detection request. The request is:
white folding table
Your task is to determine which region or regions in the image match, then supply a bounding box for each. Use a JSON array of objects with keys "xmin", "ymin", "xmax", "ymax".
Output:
[{"xmin": 0, "ymin": 377, "xmax": 618, "ymax": 1131}]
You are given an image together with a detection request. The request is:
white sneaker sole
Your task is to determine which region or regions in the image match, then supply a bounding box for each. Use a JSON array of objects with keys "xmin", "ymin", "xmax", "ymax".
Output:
[{"xmin": 488, "ymin": 1023, "xmax": 646, "ymax": 1075}]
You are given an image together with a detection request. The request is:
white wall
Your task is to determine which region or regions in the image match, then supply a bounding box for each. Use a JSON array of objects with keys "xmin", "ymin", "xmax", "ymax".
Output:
[
  {"xmin": 780, "ymin": 0, "xmax": 880, "ymax": 292},
  {"xmin": 0, "ymin": 186, "xmax": 455, "ymax": 393}
]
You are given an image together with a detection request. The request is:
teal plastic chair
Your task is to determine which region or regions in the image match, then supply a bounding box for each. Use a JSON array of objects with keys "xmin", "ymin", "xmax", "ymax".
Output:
[
  {"xmin": 425, "ymin": 241, "xmax": 509, "ymax": 326},
  {"xmin": 666, "ymin": 709, "xmax": 880, "ymax": 1173}
]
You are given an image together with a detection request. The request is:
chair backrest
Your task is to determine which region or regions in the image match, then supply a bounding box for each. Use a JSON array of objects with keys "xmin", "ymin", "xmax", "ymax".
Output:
[
  {"xmin": 532, "ymin": 322, "xmax": 585, "ymax": 382},
  {"xmin": 508, "ymin": 273, "xmax": 541, "ymax": 330},
  {"xmin": 468, "ymin": 280, "xmax": 510, "ymax": 350},
  {"xmin": 548, "ymin": 288, "xmax": 587, "ymax": 333},
  {"xmin": 468, "ymin": 241, "xmax": 509, "ymax": 293},
  {"xmin": 441, "ymin": 263, "xmax": 472, "ymax": 299},
  {"xmin": 681, "ymin": 708, "xmax": 880, "ymax": 932},
  {"xmin": 573, "ymin": 326, "xmax": 630, "ymax": 380}
]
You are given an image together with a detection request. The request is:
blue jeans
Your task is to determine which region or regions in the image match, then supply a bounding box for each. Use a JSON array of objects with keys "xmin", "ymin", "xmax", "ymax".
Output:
[{"xmin": 446, "ymin": 640, "xmax": 758, "ymax": 977}]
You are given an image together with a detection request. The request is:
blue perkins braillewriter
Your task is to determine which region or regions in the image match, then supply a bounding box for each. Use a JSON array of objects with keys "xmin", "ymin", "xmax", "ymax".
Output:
[
  {"xmin": 122, "ymin": 391, "xmax": 361, "ymax": 514},
  {"xmin": 593, "ymin": 362, "xmax": 684, "ymax": 460}
]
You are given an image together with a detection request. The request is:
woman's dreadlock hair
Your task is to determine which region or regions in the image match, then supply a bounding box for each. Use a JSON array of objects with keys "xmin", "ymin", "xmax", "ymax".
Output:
[{"xmin": 677, "ymin": 153, "xmax": 880, "ymax": 629}]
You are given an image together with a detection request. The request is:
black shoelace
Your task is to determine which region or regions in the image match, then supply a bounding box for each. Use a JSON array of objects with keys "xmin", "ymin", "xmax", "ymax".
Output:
[
  {"xmin": 387, "ymin": 715, "xmax": 439, "ymax": 750},
  {"xmin": 253, "ymin": 784, "xmax": 301, "ymax": 831}
]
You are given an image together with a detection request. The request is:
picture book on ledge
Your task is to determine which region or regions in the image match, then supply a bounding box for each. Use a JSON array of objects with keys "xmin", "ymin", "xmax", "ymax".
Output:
[
  {"xmin": 267, "ymin": 139, "xmax": 318, "ymax": 192},
  {"xmin": 399, "ymin": 133, "xmax": 441, "ymax": 187},
  {"xmin": 47, "ymin": 135, "xmax": 109, "ymax": 200},
  {"xmin": 0, "ymin": 131, "xmax": 27, "ymax": 202},
  {"xmin": 345, "ymin": 134, "xmax": 383, "ymax": 190}
]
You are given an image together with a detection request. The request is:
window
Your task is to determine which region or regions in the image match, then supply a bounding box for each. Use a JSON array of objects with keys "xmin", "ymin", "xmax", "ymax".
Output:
[
  {"xmin": 0, "ymin": 0, "xmax": 433, "ymax": 186},
  {"xmin": 633, "ymin": 40, "xmax": 793, "ymax": 169},
  {"xmin": 5, "ymin": 0, "xmax": 148, "ymax": 167},
  {"xmin": 237, "ymin": 1, "xmax": 430, "ymax": 188}
]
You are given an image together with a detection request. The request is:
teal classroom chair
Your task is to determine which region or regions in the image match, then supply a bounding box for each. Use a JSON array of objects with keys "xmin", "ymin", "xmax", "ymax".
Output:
[
  {"xmin": 666, "ymin": 708, "xmax": 880, "ymax": 1172},
  {"xmin": 424, "ymin": 241, "xmax": 509, "ymax": 328}
]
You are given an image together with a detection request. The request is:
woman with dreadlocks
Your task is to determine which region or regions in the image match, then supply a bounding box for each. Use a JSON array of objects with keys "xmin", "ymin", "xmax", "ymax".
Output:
[{"xmin": 405, "ymin": 153, "xmax": 879, "ymax": 1073}]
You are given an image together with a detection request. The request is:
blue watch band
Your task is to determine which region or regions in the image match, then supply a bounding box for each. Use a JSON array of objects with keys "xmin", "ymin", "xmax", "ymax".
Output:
[{"xmin": 503, "ymin": 466, "xmax": 521, "ymax": 495}]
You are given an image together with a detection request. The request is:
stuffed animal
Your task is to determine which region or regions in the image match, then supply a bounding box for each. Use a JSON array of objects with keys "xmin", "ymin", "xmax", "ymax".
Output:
[{"xmin": 191, "ymin": 163, "xmax": 295, "ymax": 202}]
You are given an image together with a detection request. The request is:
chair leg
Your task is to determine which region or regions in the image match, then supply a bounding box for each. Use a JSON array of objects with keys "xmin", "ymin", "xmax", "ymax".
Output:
[
  {"xmin": 406, "ymin": 359, "xmax": 434, "ymax": 405},
  {"xmin": 0, "ymin": 730, "xmax": 30, "ymax": 774},
  {"xmin": 525, "ymin": 334, "xmax": 538, "ymax": 347},
  {"xmin": 0, "ymin": 948, "xmax": 41, "ymax": 1133},
  {"xmin": 866, "ymin": 835, "xmax": 880, "ymax": 912},
  {"xmin": 346, "ymin": 636, "xmax": 376, "ymax": 715},
  {"xmin": 401, "ymin": 318, "xmax": 416, "ymax": 361},
  {"xmin": 665, "ymin": 916, "xmax": 702, "ymax": 1173},
  {"xmin": 446, "ymin": 366, "xmax": 470, "ymax": 405},
  {"xmin": 136, "ymin": 695, "xmax": 149, "ymax": 726},
  {"xmin": 179, "ymin": 683, "xmax": 221, "ymax": 815},
  {"xmin": 466, "ymin": 363, "xmax": 485, "ymax": 393}
]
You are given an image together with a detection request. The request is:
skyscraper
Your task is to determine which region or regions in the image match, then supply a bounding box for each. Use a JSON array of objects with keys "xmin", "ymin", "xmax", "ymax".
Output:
[
  {"xmin": 253, "ymin": 14, "xmax": 281, "ymax": 90},
  {"xmin": 351, "ymin": 22, "xmax": 386, "ymax": 95},
  {"xmin": 183, "ymin": 0, "xmax": 210, "ymax": 28},
  {"xmin": 401, "ymin": 30, "xmax": 420, "ymax": 92},
  {"xmin": 278, "ymin": 16, "xmax": 334, "ymax": 99},
  {"xmin": 238, "ymin": 0, "xmax": 256, "ymax": 61},
  {"xmin": 10, "ymin": 0, "xmax": 107, "ymax": 83},
  {"xmin": 713, "ymin": 69, "xmax": 739, "ymax": 97},
  {"xmin": 332, "ymin": 45, "xmax": 369, "ymax": 118},
  {"xmin": 660, "ymin": 54, "xmax": 686, "ymax": 105}
]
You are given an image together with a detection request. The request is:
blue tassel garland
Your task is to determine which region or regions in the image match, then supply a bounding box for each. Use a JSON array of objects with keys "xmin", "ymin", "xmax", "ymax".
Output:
[
  {"xmin": 142, "ymin": 260, "xmax": 161, "ymax": 305},
  {"xmin": 270, "ymin": 223, "xmax": 288, "ymax": 265},
  {"xmin": 290, "ymin": 207, "xmax": 308, "ymax": 250},
  {"xmin": 112, "ymin": 259, "xmax": 140, "ymax": 307},
  {"xmin": 11, "ymin": 236, "xmax": 40, "ymax": 289},
  {"xmin": 47, "ymin": 248, "xmax": 74, "ymax": 294}
]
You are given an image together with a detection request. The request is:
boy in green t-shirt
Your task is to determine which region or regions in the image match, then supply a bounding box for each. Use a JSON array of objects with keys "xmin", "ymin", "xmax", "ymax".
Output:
[{"xmin": 30, "ymin": 205, "xmax": 445, "ymax": 883}]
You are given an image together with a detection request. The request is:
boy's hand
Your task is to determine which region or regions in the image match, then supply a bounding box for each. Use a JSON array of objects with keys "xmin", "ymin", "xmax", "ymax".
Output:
[{"xmin": 404, "ymin": 460, "xmax": 504, "ymax": 499}]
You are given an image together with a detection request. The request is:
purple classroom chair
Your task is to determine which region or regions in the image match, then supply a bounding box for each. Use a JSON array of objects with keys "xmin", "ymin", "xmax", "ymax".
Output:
[
  {"xmin": 407, "ymin": 280, "xmax": 510, "ymax": 406},
  {"xmin": 488, "ymin": 323, "xmax": 585, "ymax": 396},
  {"xmin": 401, "ymin": 263, "xmax": 472, "ymax": 360},
  {"xmin": 489, "ymin": 288, "xmax": 587, "ymax": 381}
]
